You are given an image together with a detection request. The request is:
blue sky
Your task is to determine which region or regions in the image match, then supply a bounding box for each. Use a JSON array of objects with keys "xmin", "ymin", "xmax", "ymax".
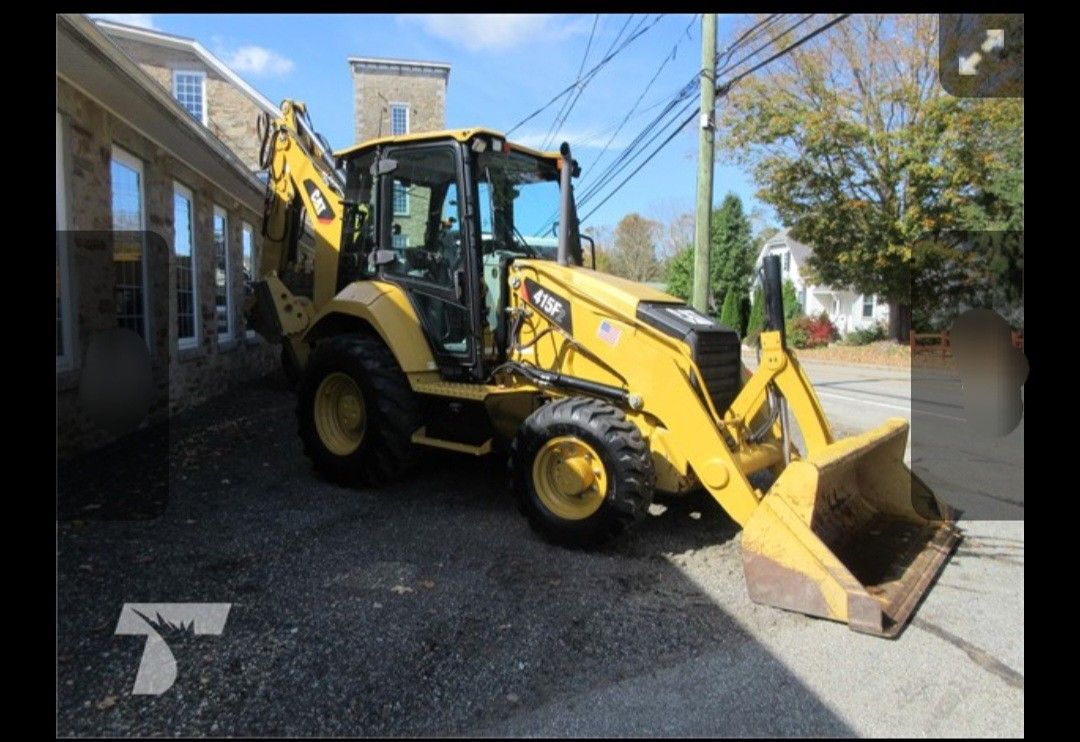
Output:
[{"xmin": 95, "ymin": 13, "xmax": 777, "ymax": 236}]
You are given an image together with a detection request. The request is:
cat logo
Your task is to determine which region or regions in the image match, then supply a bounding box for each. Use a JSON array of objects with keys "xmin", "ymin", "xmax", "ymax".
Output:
[{"xmin": 303, "ymin": 179, "xmax": 335, "ymax": 225}]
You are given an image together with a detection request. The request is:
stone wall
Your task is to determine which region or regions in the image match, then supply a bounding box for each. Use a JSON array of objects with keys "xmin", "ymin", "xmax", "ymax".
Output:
[
  {"xmin": 57, "ymin": 78, "xmax": 277, "ymax": 456},
  {"xmin": 351, "ymin": 61, "xmax": 448, "ymax": 144},
  {"xmin": 106, "ymin": 36, "xmax": 268, "ymax": 171}
]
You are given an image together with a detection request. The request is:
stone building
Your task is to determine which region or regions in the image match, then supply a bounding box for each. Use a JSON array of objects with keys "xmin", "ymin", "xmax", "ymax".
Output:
[
  {"xmin": 349, "ymin": 57, "xmax": 450, "ymax": 144},
  {"xmin": 96, "ymin": 19, "xmax": 280, "ymax": 172},
  {"xmin": 349, "ymin": 57, "xmax": 450, "ymax": 249},
  {"xmin": 56, "ymin": 14, "xmax": 277, "ymax": 456},
  {"xmin": 56, "ymin": 17, "xmax": 453, "ymax": 456}
]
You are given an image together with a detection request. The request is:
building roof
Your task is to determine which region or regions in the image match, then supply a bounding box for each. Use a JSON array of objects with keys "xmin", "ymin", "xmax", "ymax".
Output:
[
  {"xmin": 348, "ymin": 56, "xmax": 451, "ymax": 80},
  {"xmin": 761, "ymin": 227, "xmax": 813, "ymax": 267},
  {"xmin": 94, "ymin": 18, "xmax": 281, "ymax": 118},
  {"xmin": 58, "ymin": 14, "xmax": 264, "ymax": 202},
  {"xmin": 334, "ymin": 128, "xmax": 558, "ymax": 161}
]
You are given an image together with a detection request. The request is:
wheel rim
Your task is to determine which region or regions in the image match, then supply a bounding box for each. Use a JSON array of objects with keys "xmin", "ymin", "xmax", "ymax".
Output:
[
  {"xmin": 314, "ymin": 372, "xmax": 367, "ymax": 456},
  {"xmin": 532, "ymin": 436, "xmax": 608, "ymax": 521}
]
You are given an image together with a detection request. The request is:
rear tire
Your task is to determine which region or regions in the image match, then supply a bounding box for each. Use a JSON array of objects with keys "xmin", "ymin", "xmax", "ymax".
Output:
[
  {"xmin": 297, "ymin": 334, "xmax": 420, "ymax": 486},
  {"xmin": 510, "ymin": 397, "xmax": 655, "ymax": 547}
]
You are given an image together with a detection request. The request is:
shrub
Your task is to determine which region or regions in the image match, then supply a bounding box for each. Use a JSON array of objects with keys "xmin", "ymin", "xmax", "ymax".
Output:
[
  {"xmin": 782, "ymin": 279, "xmax": 802, "ymax": 319},
  {"xmin": 745, "ymin": 288, "xmax": 765, "ymax": 346},
  {"xmin": 787, "ymin": 312, "xmax": 838, "ymax": 349},
  {"xmin": 842, "ymin": 321, "xmax": 888, "ymax": 346},
  {"xmin": 718, "ymin": 289, "xmax": 743, "ymax": 337},
  {"xmin": 787, "ymin": 315, "xmax": 812, "ymax": 348}
]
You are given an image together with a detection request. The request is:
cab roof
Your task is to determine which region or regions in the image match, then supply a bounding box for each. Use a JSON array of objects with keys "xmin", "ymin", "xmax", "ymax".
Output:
[{"xmin": 333, "ymin": 128, "xmax": 560, "ymax": 162}]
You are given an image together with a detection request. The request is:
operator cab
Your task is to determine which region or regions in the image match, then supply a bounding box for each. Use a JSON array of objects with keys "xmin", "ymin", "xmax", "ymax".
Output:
[{"xmin": 335, "ymin": 130, "xmax": 584, "ymax": 382}]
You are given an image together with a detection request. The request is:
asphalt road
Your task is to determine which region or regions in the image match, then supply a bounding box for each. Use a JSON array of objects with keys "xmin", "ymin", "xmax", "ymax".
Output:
[
  {"xmin": 56, "ymin": 364, "xmax": 1024, "ymax": 737},
  {"xmin": 741, "ymin": 352, "xmax": 1025, "ymax": 520}
]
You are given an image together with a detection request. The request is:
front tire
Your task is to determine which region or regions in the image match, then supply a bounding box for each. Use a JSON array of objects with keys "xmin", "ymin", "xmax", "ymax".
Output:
[
  {"xmin": 297, "ymin": 334, "xmax": 420, "ymax": 485},
  {"xmin": 510, "ymin": 397, "xmax": 655, "ymax": 547}
]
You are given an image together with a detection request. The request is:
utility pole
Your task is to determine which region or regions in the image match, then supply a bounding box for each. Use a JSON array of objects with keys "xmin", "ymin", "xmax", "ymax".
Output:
[{"xmin": 692, "ymin": 13, "xmax": 716, "ymax": 315}]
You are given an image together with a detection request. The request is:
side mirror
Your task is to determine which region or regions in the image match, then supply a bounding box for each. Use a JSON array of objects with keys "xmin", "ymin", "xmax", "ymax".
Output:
[
  {"xmin": 371, "ymin": 158, "xmax": 398, "ymax": 176},
  {"xmin": 580, "ymin": 234, "xmax": 596, "ymax": 270}
]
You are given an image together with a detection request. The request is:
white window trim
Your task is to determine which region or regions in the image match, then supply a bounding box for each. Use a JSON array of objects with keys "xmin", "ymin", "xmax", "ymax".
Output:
[
  {"xmin": 389, "ymin": 102, "xmax": 410, "ymax": 136},
  {"xmin": 862, "ymin": 294, "xmax": 875, "ymax": 318},
  {"xmin": 241, "ymin": 221, "xmax": 258, "ymax": 340},
  {"xmin": 173, "ymin": 181, "xmax": 200, "ymax": 350},
  {"xmin": 173, "ymin": 69, "xmax": 208, "ymax": 127},
  {"xmin": 57, "ymin": 112, "xmax": 75, "ymax": 371},
  {"xmin": 213, "ymin": 204, "xmax": 234, "ymax": 342},
  {"xmin": 111, "ymin": 144, "xmax": 152, "ymax": 348},
  {"xmin": 393, "ymin": 181, "xmax": 410, "ymax": 217}
]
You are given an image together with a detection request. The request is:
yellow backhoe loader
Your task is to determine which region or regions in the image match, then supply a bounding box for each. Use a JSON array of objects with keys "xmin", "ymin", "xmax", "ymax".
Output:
[{"xmin": 246, "ymin": 101, "xmax": 960, "ymax": 637}]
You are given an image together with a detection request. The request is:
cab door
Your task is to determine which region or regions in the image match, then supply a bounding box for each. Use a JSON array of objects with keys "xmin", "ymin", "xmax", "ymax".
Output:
[{"xmin": 377, "ymin": 142, "xmax": 484, "ymax": 381}]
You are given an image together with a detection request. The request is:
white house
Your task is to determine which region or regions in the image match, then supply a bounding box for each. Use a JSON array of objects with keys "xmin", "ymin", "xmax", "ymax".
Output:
[{"xmin": 751, "ymin": 229, "xmax": 889, "ymax": 335}]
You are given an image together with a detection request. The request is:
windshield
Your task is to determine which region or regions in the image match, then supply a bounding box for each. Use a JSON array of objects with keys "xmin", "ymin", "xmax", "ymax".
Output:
[{"xmin": 475, "ymin": 149, "xmax": 562, "ymax": 258}]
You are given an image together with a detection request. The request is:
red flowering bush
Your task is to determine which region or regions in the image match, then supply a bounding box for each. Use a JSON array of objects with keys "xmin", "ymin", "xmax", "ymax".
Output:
[{"xmin": 787, "ymin": 312, "xmax": 839, "ymax": 349}]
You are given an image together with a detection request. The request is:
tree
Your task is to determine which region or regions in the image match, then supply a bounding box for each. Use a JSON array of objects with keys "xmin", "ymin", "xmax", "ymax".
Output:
[
  {"xmin": 584, "ymin": 224, "xmax": 615, "ymax": 273},
  {"xmin": 710, "ymin": 194, "xmax": 756, "ymax": 312},
  {"xmin": 719, "ymin": 15, "xmax": 1023, "ymax": 341},
  {"xmin": 663, "ymin": 193, "xmax": 756, "ymax": 313},
  {"xmin": 746, "ymin": 288, "xmax": 765, "ymax": 345},
  {"xmin": 782, "ymin": 279, "xmax": 802, "ymax": 319},
  {"xmin": 665, "ymin": 245, "xmax": 694, "ymax": 300},
  {"xmin": 652, "ymin": 201, "xmax": 696, "ymax": 263},
  {"xmin": 718, "ymin": 288, "xmax": 742, "ymax": 336},
  {"xmin": 606, "ymin": 213, "xmax": 663, "ymax": 283}
]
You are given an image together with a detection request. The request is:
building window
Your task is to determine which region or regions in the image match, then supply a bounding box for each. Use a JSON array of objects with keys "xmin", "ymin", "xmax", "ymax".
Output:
[
  {"xmin": 242, "ymin": 222, "xmax": 258, "ymax": 340},
  {"xmin": 390, "ymin": 103, "xmax": 409, "ymax": 135},
  {"xmin": 392, "ymin": 233, "xmax": 409, "ymax": 249},
  {"xmin": 214, "ymin": 206, "xmax": 233, "ymax": 341},
  {"xmin": 57, "ymin": 112, "xmax": 74, "ymax": 369},
  {"xmin": 111, "ymin": 145, "xmax": 149, "ymax": 344},
  {"xmin": 783, "ymin": 251, "xmax": 791, "ymax": 272},
  {"xmin": 862, "ymin": 294, "xmax": 875, "ymax": 318},
  {"xmin": 173, "ymin": 71, "xmax": 207, "ymax": 125},
  {"xmin": 393, "ymin": 182, "xmax": 409, "ymax": 216},
  {"xmin": 174, "ymin": 182, "xmax": 198, "ymax": 349}
]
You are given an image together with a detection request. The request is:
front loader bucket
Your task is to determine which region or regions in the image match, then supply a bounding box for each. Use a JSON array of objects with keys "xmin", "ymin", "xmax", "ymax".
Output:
[{"xmin": 741, "ymin": 418, "xmax": 960, "ymax": 637}]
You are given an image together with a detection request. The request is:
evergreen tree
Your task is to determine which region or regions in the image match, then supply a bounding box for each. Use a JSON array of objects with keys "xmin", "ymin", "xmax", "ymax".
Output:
[
  {"xmin": 663, "ymin": 193, "xmax": 756, "ymax": 314},
  {"xmin": 719, "ymin": 288, "xmax": 742, "ymax": 336}
]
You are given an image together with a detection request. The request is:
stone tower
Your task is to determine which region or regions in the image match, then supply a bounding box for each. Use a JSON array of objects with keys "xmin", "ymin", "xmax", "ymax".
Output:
[{"xmin": 348, "ymin": 57, "xmax": 451, "ymax": 145}]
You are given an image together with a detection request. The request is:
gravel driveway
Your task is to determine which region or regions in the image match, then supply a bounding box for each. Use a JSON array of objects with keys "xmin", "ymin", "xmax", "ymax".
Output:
[{"xmin": 56, "ymin": 371, "xmax": 1021, "ymax": 736}]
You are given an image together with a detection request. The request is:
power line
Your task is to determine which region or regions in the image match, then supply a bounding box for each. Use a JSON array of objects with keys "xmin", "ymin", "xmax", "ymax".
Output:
[
  {"xmin": 539, "ymin": 14, "xmax": 601, "ymax": 151},
  {"xmin": 582, "ymin": 14, "xmax": 699, "ymax": 182},
  {"xmin": 576, "ymin": 14, "xmax": 787, "ymax": 208},
  {"xmin": 579, "ymin": 14, "xmax": 851, "ymax": 224},
  {"xmin": 541, "ymin": 14, "xmax": 659, "ymax": 151},
  {"xmin": 506, "ymin": 14, "xmax": 664, "ymax": 137},
  {"xmin": 534, "ymin": 13, "xmax": 800, "ymax": 236},
  {"xmin": 575, "ymin": 14, "xmax": 810, "ymax": 210}
]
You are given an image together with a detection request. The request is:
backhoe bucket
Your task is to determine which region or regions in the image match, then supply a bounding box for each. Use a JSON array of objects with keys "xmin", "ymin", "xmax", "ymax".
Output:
[{"xmin": 741, "ymin": 418, "xmax": 960, "ymax": 637}]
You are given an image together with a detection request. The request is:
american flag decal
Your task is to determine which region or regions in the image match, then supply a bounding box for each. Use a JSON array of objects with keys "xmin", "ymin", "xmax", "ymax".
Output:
[{"xmin": 597, "ymin": 320, "xmax": 622, "ymax": 346}]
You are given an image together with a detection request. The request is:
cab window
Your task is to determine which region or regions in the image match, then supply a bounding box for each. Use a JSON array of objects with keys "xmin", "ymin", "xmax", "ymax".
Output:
[{"xmin": 380, "ymin": 146, "xmax": 462, "ymax": 288}]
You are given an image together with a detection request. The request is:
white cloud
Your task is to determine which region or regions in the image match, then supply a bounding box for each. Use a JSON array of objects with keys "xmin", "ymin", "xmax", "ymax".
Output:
[
  {"xmin": 221, "ymin": 45, "xmax": 295, "ymax": 77},
  {"xmin": 399, "ymin": 14, "xmax": 587, "ymax": 53},
  {"xmin": 91, "ymin": 13, "xmax": 156, "ymax": 29}
]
